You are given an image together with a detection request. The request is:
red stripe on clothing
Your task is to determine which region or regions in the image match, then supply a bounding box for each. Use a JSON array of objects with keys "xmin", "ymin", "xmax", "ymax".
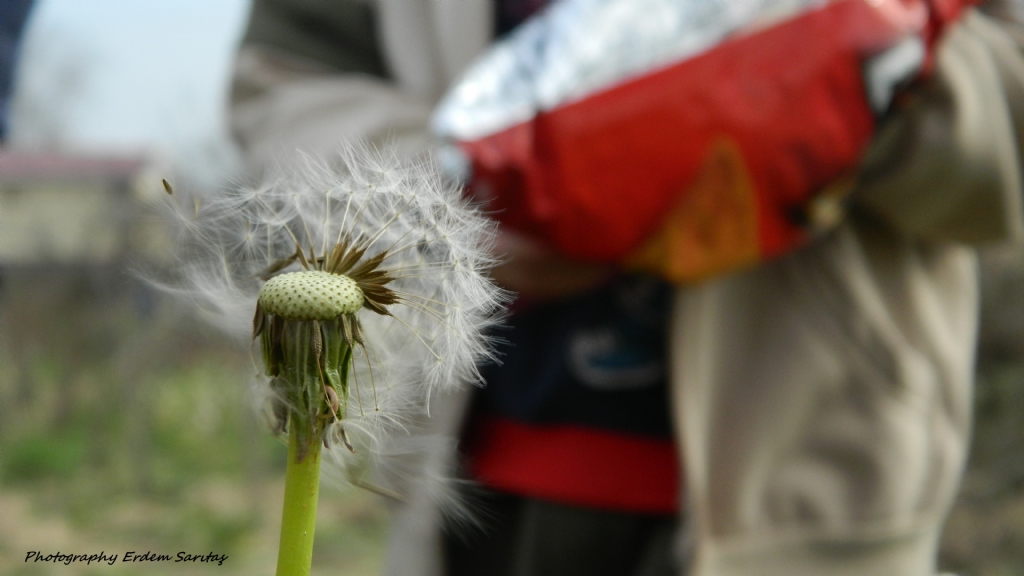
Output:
[{"xmin": 466, "ymin": 417, "xmax": 680, "ymax": 514}]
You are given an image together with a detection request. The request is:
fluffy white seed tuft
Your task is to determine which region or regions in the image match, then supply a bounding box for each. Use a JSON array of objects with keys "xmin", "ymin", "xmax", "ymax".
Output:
[{"xmin": 158, "ymin": 144, "xmax": 508, "ymax": 477}]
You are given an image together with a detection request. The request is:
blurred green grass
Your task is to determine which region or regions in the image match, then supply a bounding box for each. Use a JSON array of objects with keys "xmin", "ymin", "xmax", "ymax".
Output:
[{"xmin": 0, "ymin": 266, "xmax": 389, "ymax": 575}]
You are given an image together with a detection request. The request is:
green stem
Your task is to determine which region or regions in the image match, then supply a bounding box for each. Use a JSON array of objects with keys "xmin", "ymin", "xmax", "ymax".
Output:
[{"xmin": 276, "ymin": 426, "xmax": 322, "ymax": 576}]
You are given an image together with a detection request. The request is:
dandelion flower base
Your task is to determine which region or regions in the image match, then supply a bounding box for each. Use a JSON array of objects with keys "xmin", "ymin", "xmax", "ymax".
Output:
[{"xmin": 259, "ymin": 271, "xmax": 365, "ymax": 320}]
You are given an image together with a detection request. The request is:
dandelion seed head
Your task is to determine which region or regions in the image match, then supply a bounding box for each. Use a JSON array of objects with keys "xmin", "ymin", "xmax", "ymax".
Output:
[
  {"xmin": 259, "ymin": 271, "xmax": 364, "ymax": 319},
  {"xmin": 160, "ymin": 143, "xmax": 507, "ymax": 462}
]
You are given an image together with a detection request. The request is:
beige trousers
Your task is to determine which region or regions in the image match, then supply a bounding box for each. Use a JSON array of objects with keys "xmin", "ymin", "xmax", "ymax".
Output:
[{"xmin": 671, "ymin": 216, "xmax": 978, "ymax": 576}]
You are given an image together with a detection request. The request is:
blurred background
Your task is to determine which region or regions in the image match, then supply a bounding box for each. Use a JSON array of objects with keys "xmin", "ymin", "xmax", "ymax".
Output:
[
  {"xmin": 0, "ymin": 1, "xmax": 1024, "ymax": 575},
  {"xmin": 0, "ymin": 1, "xmax": 388, "ymax": 574}
]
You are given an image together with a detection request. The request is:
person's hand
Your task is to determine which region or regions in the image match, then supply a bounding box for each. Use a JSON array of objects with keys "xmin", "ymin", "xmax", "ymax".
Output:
[{"xmin": 491, "ymin": 227, "xmax": 615, "ymax": 301}]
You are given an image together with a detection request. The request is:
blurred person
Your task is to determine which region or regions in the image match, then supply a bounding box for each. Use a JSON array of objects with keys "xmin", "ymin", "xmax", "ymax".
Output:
[
  {"xmin": 435, "ymin": 1, "xmax": 1024, "ymax": 575},
  {"xmin": 228, "ymin": 2, "xmax": 1024, "ymax": 576}
]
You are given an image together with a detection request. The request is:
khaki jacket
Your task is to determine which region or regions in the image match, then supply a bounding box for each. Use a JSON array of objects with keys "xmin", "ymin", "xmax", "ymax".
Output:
[
  {"xmin": 231, "ymin": 0, "xmax": 491, "ymax": 169},
  {"xmin": 229, "ymin": 3, "xmax": 1024, "ymax": 575}
]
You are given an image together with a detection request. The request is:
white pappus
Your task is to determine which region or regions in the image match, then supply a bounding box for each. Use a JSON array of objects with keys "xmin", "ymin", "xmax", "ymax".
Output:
[{"xmin": 158, "ymin": 144, "xmax": 506, "ymax": 478}]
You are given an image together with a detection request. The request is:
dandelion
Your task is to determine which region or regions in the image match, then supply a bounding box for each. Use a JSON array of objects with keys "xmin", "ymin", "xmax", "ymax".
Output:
[{"xmin": 159, "ymin": 145, "xmax": 505, "ymax": 576}]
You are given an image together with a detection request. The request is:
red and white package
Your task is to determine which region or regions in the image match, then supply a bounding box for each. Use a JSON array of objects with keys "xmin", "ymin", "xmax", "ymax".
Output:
[{"xmin": 432, "ymin": 0, "xmax": 975, "ymax": 282}]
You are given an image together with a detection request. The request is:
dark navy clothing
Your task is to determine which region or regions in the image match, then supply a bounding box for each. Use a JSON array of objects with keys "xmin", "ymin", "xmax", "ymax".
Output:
[
  {"xmin": 476, "ymin": 275, "xmax": 673, "ymax": 438},
  {"xmin": 495, "ymin": 0, "xmax": 554, "ymax": 37},
  {"xmin": 0, "ymin": 0, "xmax": 34, "ymax": 141},
  {"xmin": 465, "ymin": 274, "xmax": 680, "ymax": 513}
]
